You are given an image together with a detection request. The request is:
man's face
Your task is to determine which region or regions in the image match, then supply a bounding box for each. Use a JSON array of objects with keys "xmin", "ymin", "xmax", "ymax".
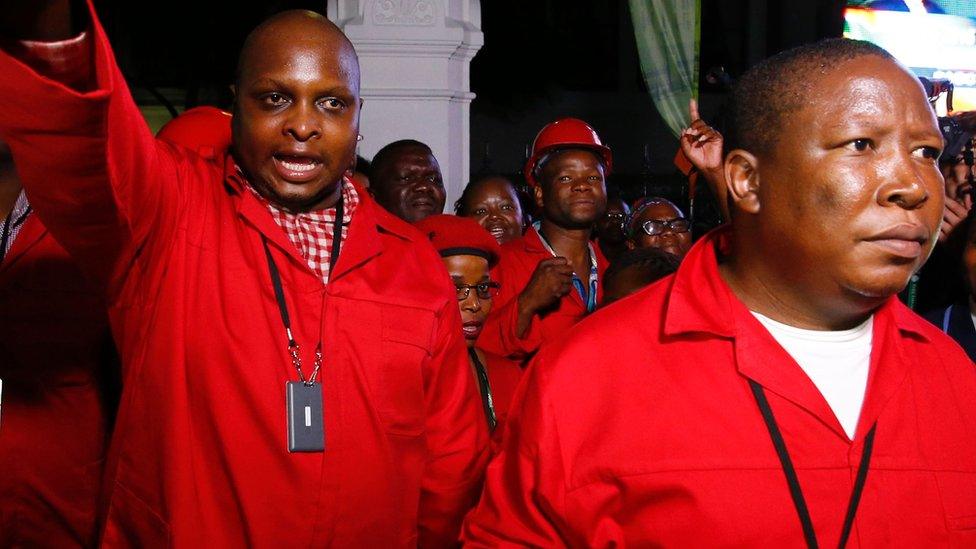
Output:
[
  {"xmin": 232, "ymin": 27, "xmax": 360, "ymax": 212},
  {"xmin": 753, "ymin": 56, "xmax": 944, "ymax": 302},
  {"xmin": 535, "ymin": 149, "xmax": 608, "ymax": 229},
  {"xmin": 463, "ymin": 177, "xmax": 524, "ymax": 244},
  {"xmin": 629, "ymin": 202, "xmax": 692, "ymax": 258},
  {"xmin": 374, "ymin": 146, "xmax": 445, "ymax": 223},
  {"xmin": 595, "ymin": 198, "xmax": 631, "ymax": 243},
  {"xmin": 944, "ymin": 156, "xmax": 975, "ymax": 201},
  {"xmin": 963, "ymin": 224, "xmax": 976, "ymax": 299}
]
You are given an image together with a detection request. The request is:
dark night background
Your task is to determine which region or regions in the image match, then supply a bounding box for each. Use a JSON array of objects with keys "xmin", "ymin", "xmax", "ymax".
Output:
[{"xmin": 92, "ymin": 0, "xmax": 847, "ymax": 225}]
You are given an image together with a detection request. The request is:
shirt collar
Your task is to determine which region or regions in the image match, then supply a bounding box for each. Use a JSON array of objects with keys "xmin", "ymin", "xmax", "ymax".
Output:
[
  {"xmin": 222, "ymin": 155, "xmax": 416, "ymax": 242},
  {"xmin": 532, "ymin": 220, "xmax": 598, "ymax": 271},
  {"xmin": 8, "ymin": 189, "xmax": 29, "ymax": 220},
  {"xmin": 663, "ymin": 226, "xmax": 930, "ymax": 342}
]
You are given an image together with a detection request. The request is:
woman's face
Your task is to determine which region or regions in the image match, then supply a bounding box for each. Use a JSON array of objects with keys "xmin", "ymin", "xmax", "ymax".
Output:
[
  {"xmin": 443, "ymin": 254, "xmax": 494, "ymax": 347},
  {"xmin": 462, "ymin": 177, "xmax": 524, "ymax": 244},
  {"xmin": 629, "ymin": 201, "xmax": 692, "ymax": 258}
]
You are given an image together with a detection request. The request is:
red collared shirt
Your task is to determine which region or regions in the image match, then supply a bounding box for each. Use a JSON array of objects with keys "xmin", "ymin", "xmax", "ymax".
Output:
[
  {"xmin": 0, "ymin": 7, "xmax": 488, "ymax": 546},
  {"xmin": 464, "ymin": 227, "xmax": 976, "ymax": 547}
]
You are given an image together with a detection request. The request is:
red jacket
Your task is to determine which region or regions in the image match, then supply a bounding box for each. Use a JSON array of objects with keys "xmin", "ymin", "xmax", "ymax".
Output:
[
  {"xmin": 0, "ymin": 215, "xmax": 116, "ymax": 547},
  {"xmin": 0, "ymin": 7, "xmax": 487, "ymax": 547},
  {"xmin": 478, "ymin": 350, "xmax": 522, "ymax": 450},
  {"xmin": 463, "ymin": 229, "xmax": 976, "ymax": 547},
  {"xmin": 478, "ymin": 228, "xmax": 608, "ymax": 360}
]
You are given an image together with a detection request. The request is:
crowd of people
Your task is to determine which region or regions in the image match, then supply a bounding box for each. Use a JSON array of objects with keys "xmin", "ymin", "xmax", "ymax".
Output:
[{"xmin": 1, "ymin": 1, "xmax": 975, "ymax": 547}]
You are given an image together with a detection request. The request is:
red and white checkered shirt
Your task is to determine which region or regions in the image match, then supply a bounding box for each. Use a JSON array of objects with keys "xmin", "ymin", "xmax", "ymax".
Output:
[{"xmin": 248, "ymin": 178, "xmax": 359, "ymax": 284}]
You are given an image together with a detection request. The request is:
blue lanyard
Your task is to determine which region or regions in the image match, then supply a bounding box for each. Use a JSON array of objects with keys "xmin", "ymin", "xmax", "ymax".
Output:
[{"xmin": 533, "ymin": 222, "xmax": 599, "ymax": 313}]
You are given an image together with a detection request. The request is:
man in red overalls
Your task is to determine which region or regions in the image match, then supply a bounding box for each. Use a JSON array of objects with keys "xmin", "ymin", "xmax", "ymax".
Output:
[
  {"xmin": 0, "ymin": 2, "xmax": 487, "ymax": 546},
  {"xmin": 464, "ymin": 39, "xmax": 976, "ymax": 547},
  {"xmin": 478, "ymin": 119, "xmax": 611, "ymax": 363}
]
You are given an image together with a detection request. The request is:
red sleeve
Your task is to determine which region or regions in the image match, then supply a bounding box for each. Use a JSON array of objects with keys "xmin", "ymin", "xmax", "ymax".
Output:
[
  {"xmin": 418, "ymin": 295, "xmax": 491, "ymax": 548},
  {"xmin": 477, "ymin": 254, "xmax": 544, "ymax": 359},
  {"xmin": 0, "ymin": 0, "xmax": 183, "ymax": 297},
  {"xmin": 461, "ymin": 352, "xmax": 572, "ymax": 547}
]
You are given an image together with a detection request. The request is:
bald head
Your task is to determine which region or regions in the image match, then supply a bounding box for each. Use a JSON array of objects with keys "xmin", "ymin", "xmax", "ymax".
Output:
[
  {"xmin": 236, "ymin": 10, "xmax": 360, "ymax": 93},
  {"xmin": 230, "ymin": 10, "xmax": 363, "ymax": 213}
]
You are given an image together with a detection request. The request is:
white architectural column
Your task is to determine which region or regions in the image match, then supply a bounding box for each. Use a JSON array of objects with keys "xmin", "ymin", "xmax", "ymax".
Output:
[{"xmin": 328, "ymin": 0, "xmax": 484, "ymax": 207}]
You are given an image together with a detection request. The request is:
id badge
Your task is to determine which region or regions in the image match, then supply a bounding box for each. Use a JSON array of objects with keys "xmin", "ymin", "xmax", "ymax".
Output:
[{"xmin": 286, "ymin": 381, "xmax": 324, "ymax": 452}]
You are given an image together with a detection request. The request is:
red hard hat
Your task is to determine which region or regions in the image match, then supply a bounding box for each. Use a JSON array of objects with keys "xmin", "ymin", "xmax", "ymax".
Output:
[
  {"xmin": 157, "ymin": 106, "xmax": 233, "ymax": 160},
  {"xmin": 523, "ymin": 118, "xmax": 612, "ymax": 188}
]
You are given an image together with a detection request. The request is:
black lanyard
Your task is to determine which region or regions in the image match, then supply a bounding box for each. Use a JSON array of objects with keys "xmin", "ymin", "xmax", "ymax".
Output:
[
  {"xmin": 262, "ymin": 192, "xmax": 343, "ymax": 385},
  {"xmin": 0, "ymin": 204, "xmax": 31, "ymax": 264},
  {"xmin": 468, "ymin": 348, "xmax": 497, "ymax": 431},
  {"xmin": 749, "ymin": 379, "xmax": 877, "ymax": 549}
]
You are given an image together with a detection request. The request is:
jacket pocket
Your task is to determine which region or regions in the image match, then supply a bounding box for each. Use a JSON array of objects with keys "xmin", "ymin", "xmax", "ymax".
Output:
[
  {"xmin": 948, "ymin": 514, "xmax": 976, "ymax": 531},
  {"xmin": 100, "ymin": 482, "xmax": 171, "ymax": 548},
  {"xmin": 935, "ymin": 471, "xmax": 976, "ymax": 547},
  {"xmin": 374, "ymin": 305, "xmax": 435, "ymax": 437}
]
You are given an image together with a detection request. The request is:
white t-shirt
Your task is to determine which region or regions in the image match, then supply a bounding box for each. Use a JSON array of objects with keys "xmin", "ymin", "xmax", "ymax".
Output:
[{"xmin": 751, "ymin": 312, "xmax": 873, "ymax": 439}]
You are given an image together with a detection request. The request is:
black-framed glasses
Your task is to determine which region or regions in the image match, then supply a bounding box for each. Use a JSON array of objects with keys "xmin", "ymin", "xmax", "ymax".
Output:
[
  {"xmin": 455, "ymin": 281, "xmax": 501, "ymax": 301},
  {"xmin": 641, "ymin": 217, "xmax": 691, "ymax": 236}
]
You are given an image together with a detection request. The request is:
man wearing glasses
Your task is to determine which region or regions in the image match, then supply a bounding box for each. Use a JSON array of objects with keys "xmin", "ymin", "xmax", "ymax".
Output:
[{"xmin": 593, "ymin": 192, "xmax": 631, "ymax": 263}]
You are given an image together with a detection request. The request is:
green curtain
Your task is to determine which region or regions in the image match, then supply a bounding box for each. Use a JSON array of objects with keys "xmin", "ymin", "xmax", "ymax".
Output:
[{"xmin": 628, "ymin": 0, "xmax": 701, "ymax": 137}]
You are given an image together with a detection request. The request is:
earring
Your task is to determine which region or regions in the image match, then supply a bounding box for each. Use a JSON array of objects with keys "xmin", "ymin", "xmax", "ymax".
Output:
[{"xmin": 357, "ymin": 134, "xmax": 363, "ymax": 142}]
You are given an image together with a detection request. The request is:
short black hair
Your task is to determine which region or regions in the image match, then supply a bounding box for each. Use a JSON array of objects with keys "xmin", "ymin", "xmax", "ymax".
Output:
[
  {"xmin": 355, "ymin": 155, "xmax": 371, "ymax": 177},
  {"xmin": 603, "ymin": 247, "xmax": 681, "ymax": 292},
  {"xmin": 454, "ymin": 174, "xmax": 517, "ymax": 215},
  {"xmin": 370, "ymin": 139, "xmax": 434, "ymax": 188},
  {"xmin": 728, "ymin": 38, "xmax": 895, "ymax": 156}
]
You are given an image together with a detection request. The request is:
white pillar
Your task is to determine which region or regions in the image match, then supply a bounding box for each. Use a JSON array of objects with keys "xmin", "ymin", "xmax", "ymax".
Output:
[{"xmin": 328, "ymin": 0, "xmax": 484, "ymax": 208}]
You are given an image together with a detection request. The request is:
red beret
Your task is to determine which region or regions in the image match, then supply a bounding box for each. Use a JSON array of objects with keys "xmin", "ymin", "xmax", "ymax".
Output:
[
  {"xmin": 157, "ymin": 106, "xmax": 232, "ymax": 160},
  {"xmin": 414, "ymin": 214, "xmax": 502, "ymax": 267}
]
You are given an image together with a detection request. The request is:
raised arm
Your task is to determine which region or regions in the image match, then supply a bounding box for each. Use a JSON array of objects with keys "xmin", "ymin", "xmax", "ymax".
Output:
[
  {"xmin": 680, "ymin": 99, "xmax": 729, "ymax": 221},
  {"xmin": 0, "ymin": 0, "xmax": 184, "ymax": 296},
  {"xmin": 478, "ymin": 255, "xmax": 574, "ymax": 360}
]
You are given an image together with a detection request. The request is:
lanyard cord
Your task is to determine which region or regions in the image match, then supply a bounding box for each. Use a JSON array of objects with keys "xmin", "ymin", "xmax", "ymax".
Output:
[
  {"xmin": 0, "ymin": 204, "xmax": 31, "ymax": 264},
  {"xmin": 942, "ymin": 304, "xmax": 953, "ymax": 333},
  {"xmin": 468, "ymin": 348, "xmax": 497, "ymax": 431},
  {"xmin": 749, "ymin": 379, "xmax": 877, "ymax": 549},
  {"xmin": 262, "ymin": 191, "xmax": 344, "ymax": 385},
  {"xmin": 534, "ymin": 223, "xmax": 599, "ymax": 313}
]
